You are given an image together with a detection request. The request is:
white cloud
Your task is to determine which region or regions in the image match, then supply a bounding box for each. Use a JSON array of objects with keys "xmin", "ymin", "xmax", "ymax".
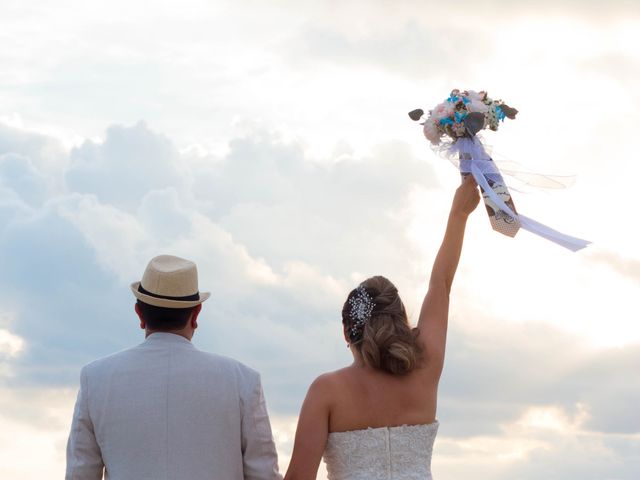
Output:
[
  {"xmin": 587, "ymin": 250, "xmax": 640, "ymax": 284},
  {"xmin": 0, "ymin": 123, "xmax": 68, "ymax": 192},
  {"xmin": 0, "ymin": 329, "xmax": 24, "ymax": 359},
  {"xmin": 66, "ymin": 122, "xmax": 185, "ymax": 211},
  {"xmin": 434, "ymin": 403, "xmax": 640, "ymax": 480},
  {"xmin": 0, "ymin": 153, "xmax": 48, "ymax": 206},
  {"xmin": 0, "ymin": 120, "xmax": 437, "ymax": 400},
  {"xmin": 438, "ymin": 314, "xmax": 640, "ymax": 441},
  {"xmin": 0, "ymin": 386, "xmax": 75, "ymax": 480},
  {"xmin": 0, "ymin": 324, "xmax": 25, "ymax": 378},
  {"xmin": 0, "ymin": 116, "xmax": 637, "ymax": 384},
  {"xmin": 0, "ymin": 185, "xmax": 33, "ymax": 228},
  {"xmin": 57, "ymin": 193, "xmax": 149, "ymax": 283},
  {"xmin": 515, "ymin": 404, "xmax": 590, "ymax": 432}
]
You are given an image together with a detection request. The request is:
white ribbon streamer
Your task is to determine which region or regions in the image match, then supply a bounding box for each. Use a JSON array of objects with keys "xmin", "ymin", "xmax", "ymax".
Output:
[{"xmin": 441, "ymin": 137, "xmax": 590, "ymax": 252}]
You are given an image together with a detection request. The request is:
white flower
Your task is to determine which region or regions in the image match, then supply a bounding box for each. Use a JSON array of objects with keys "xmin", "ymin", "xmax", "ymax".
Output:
[
  {"xmin": 467, "ymin": 99, "xmax": 489, "ymax": 114},
  {"xmin": 430, "ymin": 101, "xmax": 455, "ymax": 120},
  {"xmin": 423, "ymin": 120, "xmax": 441, "ymax": 145},
  {"xmin": 465, "ymin": 90, "xmax": 483, "ymax": 100}
]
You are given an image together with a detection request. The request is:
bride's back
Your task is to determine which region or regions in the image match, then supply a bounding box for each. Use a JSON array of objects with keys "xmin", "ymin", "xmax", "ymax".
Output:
[
  {"xmin": 326, "ymin": 363, "xmax": 437, "ymax": 433},
  {"xmin": 320, "ymin": 356, "xmax": 440, "ymax": 480}
]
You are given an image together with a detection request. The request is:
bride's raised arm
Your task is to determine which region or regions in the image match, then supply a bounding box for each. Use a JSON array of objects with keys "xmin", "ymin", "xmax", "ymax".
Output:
[{"xmin": 417, "ymin": 175, "xmax": 480, "ymax": 378}]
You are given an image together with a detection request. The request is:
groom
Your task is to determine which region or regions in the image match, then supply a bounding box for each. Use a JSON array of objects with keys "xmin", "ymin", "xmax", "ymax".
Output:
[{"xmin": 66, "ymin": 255, "xmax": 282, "ymax": 479}]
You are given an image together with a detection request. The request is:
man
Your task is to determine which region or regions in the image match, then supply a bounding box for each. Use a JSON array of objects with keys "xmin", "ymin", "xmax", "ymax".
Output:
[{"xmin": 66, "ymin": 255, "xmax": 282, "ymax": 479}]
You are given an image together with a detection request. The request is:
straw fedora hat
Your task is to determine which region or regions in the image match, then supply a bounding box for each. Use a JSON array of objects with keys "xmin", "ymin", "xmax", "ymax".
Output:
[{"xmin": 131, "ymin": 255, "xmax": 210, "ymax": 308}]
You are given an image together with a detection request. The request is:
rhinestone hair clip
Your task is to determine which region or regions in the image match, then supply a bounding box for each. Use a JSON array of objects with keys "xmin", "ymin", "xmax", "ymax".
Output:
[{"xmin": 347, "ymin": 285, "xmax": 375, "ymax": 343}]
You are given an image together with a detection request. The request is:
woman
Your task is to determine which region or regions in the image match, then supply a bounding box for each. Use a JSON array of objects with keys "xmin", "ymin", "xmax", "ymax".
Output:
[{"xmin": 284, "ymin": 176, "xmax": 480, "ymax": 480}]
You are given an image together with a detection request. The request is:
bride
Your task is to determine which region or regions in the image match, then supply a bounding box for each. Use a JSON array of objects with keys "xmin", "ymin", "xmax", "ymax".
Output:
[{"xmin": 284, "ymin": 176, "xmax": 480, "ymax": 480}]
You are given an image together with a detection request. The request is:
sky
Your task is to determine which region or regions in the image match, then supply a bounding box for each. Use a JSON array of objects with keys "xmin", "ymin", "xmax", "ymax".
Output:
[{"xmin": 0, "ymin": 0, "xmax": 639, "ymax": 478}]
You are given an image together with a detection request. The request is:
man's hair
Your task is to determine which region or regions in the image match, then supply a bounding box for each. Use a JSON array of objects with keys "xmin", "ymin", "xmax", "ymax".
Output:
[{"xmin": 137, "ymin": 300, "xmax": 196, "ymax": 331}]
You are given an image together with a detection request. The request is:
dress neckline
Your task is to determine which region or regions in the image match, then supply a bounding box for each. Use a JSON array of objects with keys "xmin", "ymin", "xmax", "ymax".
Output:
[{"xmin": 328, "ymin": 420, "xmax": 439, "ymax": 436}]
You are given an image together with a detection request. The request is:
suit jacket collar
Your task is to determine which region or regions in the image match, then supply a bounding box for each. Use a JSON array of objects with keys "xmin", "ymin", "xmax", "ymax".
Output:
[{"xmin": 143, "ymin": 332, "xmax": 195, "ymax": 348}]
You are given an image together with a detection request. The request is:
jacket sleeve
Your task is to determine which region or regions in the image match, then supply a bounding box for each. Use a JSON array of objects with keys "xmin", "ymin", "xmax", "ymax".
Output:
[
  {"xmin": 241, "ymin": 372, "xmax": 283, "ymax": 480},
  {"xmin": 66, "ymin": 367, "xmax": 104, "ymax": 480}
]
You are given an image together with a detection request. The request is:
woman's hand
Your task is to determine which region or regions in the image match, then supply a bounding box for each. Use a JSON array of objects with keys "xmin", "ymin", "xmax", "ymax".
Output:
[{"xmin": 451, "ymin": 175, "xmax": 481, "ymax": 218}]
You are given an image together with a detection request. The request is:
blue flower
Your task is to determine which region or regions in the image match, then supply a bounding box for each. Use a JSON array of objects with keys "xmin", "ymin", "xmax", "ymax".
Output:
[
  {"xmin": 461, "ymin": 96, "xmax": 470, "ymax": 104},
  {"xmin": 447, "ymin": 94, "xmax": 459, "ymax": 103},
  {"xmin": 495, "ymin": 106, "xmax": 506, "ymax": 121},
  {"xmin": 454, "ymin": 111, "xmax": 468, "ymax": 122},
  {"xmin": 439, "ymin": 117, "xmax": 454, "ymax": 125}
]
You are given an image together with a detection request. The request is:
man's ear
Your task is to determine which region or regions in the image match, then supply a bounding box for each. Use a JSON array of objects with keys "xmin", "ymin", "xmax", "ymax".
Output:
[
  {"xmin": 134, "ymin": 303, "xmax": 145, "ymax": 329},
  {"xmin": 191, "ymin": 304, "xmax": 203, "ymax": 329}
]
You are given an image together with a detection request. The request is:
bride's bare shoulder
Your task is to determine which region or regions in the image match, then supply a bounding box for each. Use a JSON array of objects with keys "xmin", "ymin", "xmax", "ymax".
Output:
[{"xmin": 306, "ymin": 367, "xmax": 354, "ymax": 397}]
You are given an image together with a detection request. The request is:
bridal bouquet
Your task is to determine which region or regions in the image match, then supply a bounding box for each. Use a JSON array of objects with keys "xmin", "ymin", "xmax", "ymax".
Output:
[
  {"xmin": 411, "ymin": 89, "xmax": 518, "ymax": 145},
  {"xmin": 410, "ymin": 89, "xmax": 590, "ymax": 251}
]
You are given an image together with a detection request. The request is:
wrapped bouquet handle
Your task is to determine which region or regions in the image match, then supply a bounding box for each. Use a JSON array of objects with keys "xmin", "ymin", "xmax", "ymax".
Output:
[{"xmin": 410, "ymin": 90, "xmax": 590, "ymax": 252}]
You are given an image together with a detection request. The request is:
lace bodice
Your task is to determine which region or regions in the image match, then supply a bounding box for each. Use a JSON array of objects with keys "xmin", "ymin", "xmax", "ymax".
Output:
[{"xmin": 323, "ymin": 422, "xmax": 439, "ymax": 480}]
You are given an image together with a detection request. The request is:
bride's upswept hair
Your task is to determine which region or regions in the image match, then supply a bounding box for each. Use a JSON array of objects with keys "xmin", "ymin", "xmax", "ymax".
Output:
[{"xmin": 342, "ymin": 276, "xmax": 422, "ymax": 375}]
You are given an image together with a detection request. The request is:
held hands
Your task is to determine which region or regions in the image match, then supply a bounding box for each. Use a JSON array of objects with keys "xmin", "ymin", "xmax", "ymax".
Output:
[{"xmin": 451, "ymin": 175, "xmax": 480, "ymax": 218}]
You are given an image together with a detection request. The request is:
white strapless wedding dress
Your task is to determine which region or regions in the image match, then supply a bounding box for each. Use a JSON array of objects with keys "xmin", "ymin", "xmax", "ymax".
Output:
[{"xmin": 323, "ymin": 421, "xmax": 439, "ymax": 480}]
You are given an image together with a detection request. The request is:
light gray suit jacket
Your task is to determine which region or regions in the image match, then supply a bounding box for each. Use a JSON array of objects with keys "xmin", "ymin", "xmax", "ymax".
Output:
[{"xmin": 66, "ymin": 333, "xmax": 282, "ymax": 480}]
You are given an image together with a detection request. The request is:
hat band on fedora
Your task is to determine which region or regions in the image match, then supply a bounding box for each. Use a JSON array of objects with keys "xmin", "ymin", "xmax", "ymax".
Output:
[{"xmin": 138, "ymin": 284, "xmax": 200, "ymax": 302}]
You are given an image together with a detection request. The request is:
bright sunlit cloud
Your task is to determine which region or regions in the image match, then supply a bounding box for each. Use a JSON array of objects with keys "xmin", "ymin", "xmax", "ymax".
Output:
[{"xmin": 0, "ymin": 329, "xmax": 24, "ymax": 359}]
